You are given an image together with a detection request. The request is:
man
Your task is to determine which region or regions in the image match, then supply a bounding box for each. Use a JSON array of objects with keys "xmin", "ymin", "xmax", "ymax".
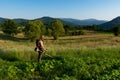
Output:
[{"xmin": 35, "ymin": 35, "xmax": 47, "ymax": 62}]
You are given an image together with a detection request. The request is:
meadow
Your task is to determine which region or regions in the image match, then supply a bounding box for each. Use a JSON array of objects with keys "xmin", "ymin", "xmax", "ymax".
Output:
[{"xmin": 0, "ymin": 31, "xmax": 120, "ymax": 80}]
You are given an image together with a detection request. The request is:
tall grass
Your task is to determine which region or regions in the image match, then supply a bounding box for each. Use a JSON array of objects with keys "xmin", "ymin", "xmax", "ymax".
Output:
[
  {"xmin": 1, "ymin": 32, "xmax": 120, "ymax": 79},
  {"xmin": 0, "ymin": 46, "xmax": 120, "ymax": 61},
  {"xmin": 0, "ymin": 49, "xmax": 37, "ymax": 61},
  {"xmin": 0, "ymin": 32, "xmax": 120, "ymax": 61}
]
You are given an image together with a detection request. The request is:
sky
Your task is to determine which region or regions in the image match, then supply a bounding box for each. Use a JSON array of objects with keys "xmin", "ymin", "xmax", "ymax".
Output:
[{"xmin": 0, "ymin": 0, "xmax": 120, "ymax": 21}]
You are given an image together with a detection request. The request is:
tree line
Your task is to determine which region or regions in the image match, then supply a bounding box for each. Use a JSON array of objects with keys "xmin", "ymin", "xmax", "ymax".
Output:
[
  {"xmin": 0, "ymin": 19, "xmax": 69, "ymax": 41},
  {"xmin": 0, "ymin": 19, "xmax": 120, "ymax": 41}
]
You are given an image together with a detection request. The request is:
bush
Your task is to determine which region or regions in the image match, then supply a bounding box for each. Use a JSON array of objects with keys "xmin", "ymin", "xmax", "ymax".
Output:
[
  {"xmin": 70, "ymin": 30, "xmax": 85, "ymax": 36},
  {"xmin": 2, "ymin": 19, "xmax": 19, "ymax": 36},
  {"xmin": 112, "ymin": 25, "xmax": 120, "ymax": 36}
]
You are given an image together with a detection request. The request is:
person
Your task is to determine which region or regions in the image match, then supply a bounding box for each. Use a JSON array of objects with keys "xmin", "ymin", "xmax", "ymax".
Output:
[{"xmin": 35, "ymin": 35, "xmax": 47, "ymax": 62}]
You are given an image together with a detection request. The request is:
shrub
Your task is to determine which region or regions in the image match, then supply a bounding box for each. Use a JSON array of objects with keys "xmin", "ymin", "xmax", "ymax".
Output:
[{"xmin": 112, "ymin": 25, "xmax": 120, "ymax": 36}]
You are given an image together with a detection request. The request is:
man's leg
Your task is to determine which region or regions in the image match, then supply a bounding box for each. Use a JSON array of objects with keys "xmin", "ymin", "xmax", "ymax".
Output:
[{"xmin": 38, "ymin": 51, "xmax": 42, "ymax": 62}]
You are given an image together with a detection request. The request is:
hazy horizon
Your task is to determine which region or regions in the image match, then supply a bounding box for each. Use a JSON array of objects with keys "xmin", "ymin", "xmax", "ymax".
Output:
[{"xmin": 0, "ymin": 0, "xmax": 120, "ymax": 21}]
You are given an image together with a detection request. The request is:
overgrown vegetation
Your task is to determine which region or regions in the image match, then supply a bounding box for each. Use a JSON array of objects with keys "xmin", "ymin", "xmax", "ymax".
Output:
[
  {"xmin": 0, "ymin": 48, "xmax": 120, "ymax": 80},
  {"xmin": 0, "ymin": 32, "xmax": 120, "ymax": 79}
]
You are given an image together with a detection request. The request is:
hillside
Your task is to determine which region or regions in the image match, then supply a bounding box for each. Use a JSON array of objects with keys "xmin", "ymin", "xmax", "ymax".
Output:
[
  {"xmin": 0, "ymin": 17, "xmax": 77, "ymax": 27},
  {"xmin": 13, "ymin": 18, "xmax": 29, "ymax": 23},
  {"xmin": 0, "ymin": 17, "xmax": 8, "ymax": 23},
  {"xmin": 35, "ymin": 17, "xmax": 55, "ymax": 25},
  {"xmin": 1, "ymin": 16, "xmax": 120, "ymax": 30},
  {"xmin": 35, "ymin": 17, "xmax": 77, "ymax": 27},
  {"xmin": 0, "ymin": 17, "xmax": 107, "ymax": 26},
  {"xmin": 0, "ymin": 17, "xmax": 29, "ymax": 24},
  {"xmin": 61, "ymin": 18, "xmax": 107, "ymax": 25},
  {"xmin": 100, "ymin": 16, "xmax": 120, "ymax": 29}
]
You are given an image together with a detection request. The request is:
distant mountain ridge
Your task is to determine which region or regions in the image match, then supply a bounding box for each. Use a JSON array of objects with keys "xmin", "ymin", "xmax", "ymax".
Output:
[
  {"xmin": 0, "ymin": 16, "xmax": 107, "ymax": 26},
  {"xmin": 0, "ymin": 17, "xmax": 8, "ymax": 23},
  {"xmin": 13, "ymin": 18, "xmax": 29, "ymax": 23},
  {"xmin": 60, "ymin": 18, "xmax": 107, "ymax": 25},
  {"xmin": 35, "ymin": 17, "xmax": 57, "ymax": 25},
  {"xmin": 100, "ymin": 16, "xmax": 120, "ymax": 29},
  {"xmin": 0, "ymin": 17, "xmax": 29, "ymax": 23},
  {"xmin": 1, "ymin": 16, "xmax": 120, "ymax": 30}
]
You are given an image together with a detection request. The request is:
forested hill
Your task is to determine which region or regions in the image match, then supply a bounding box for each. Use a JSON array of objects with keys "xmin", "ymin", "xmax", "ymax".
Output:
[
  {"xmin": 61, "ymin": 18, "xmax": 107, "ymax": 25},
  {"xmin": 0, "ymin": 17, "xmax": 7, "ymax": 23},
  {"xmin": 1, "ymin": 16, "xmax": 120, "ymax": 29},
  {"xmin": 0, "ymin": 17, "xmax": 29, "ymax": 23},
  {"xmin": 36, "ymin": 17, "xmax": 77, "ymax": 27},
  {"xmin": 0, "ymin": 17, "xmax": 76, "ymax": 27},
  {"xmin": 13, "ymin": 18, "xmax": 29, "ymax": 23},
  {"xmin": 100, "ymin": 16, "xmax": 120, "ymax": 29},
  {"xmin": 0, "ymin": 16, "xmax": 107, "ymax": 26}
]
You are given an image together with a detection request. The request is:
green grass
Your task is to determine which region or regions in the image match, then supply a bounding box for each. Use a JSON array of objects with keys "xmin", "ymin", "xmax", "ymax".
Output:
[
  {"xmin": 0, "ymin": 32, "xmax": 120, "ymax": 79},
  {"xmin": 0, "ymin": 48, "xmax": 120, "ymax": 80}
]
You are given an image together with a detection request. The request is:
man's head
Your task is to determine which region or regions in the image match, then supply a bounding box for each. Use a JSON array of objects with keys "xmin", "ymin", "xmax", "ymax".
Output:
[{"xmin": 40, "ymin": 35, "xmax": 44, "ymax": 41}]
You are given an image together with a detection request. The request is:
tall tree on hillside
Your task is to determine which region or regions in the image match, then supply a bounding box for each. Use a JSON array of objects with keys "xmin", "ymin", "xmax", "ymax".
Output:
[
  {"xmin": 2, "ymin": 19, "xmax": 19, "ymax": 36},
  {"xmin": 112, "ymin": 25, "xmax": 120, "ymax": 36},
  {"xmin": 50, "ymin": 20, "xmax": 65, "ymax": 40},
  {"xmin": 24, "ymin": 20, "xmax": 46, "ymax": 41}
]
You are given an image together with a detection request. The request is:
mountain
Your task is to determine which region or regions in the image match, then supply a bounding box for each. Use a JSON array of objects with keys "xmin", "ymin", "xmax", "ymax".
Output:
[
  {"xmin": 0, "ymin": 17, "xmax": 77, "ymax": 27},
  {"xmin": 0, "ymin": 17, "xmax": 8, "ymax": 23},
  {"xmin": 35, "ymin": 17, "xmax": 56, "ymax": 25},
  {"xmin": 13, "ymin": 18, "xmax": 29, "ymax": 23},
  {"xmin": 35, "ymin": 16, "xmax": 77, "ymax": 27},
  {"xmin": 60, "ymin": 18, "xmax": 107, "ymax": 25},
  {"xmin": 0, "ymin": 17, "xmax": 29, "ymax": 24},
  {"xmin": 100, "ymin": 16, "xmax": 120, "ymax": 29},
  {"xmin": 0, "ymin": 16, "xmax": 107, "ymax": 26}
]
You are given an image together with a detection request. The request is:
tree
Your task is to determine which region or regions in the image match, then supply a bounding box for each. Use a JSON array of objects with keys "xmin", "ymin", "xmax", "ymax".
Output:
[
  {"xmin": 92, "ymin": 24, "xmax": 99, "ymax": 31},
  {"xmin": 64, "ymin": 25, "xmax": 70, "ymax": 35},
  {"xmin": 50, "ymin": 20, "xmax": 65, "ymax": 40},
  {"xmin": 46, "ymin": 28, "xmax": 52, "ymax": 36},
  {"xmin": 112, "ymin": 25, "xmax": 120, "ymax": 36},
  {"xmin": 2, "ymin": 19, "xmax": 19, "ymax": 36},
  {"xmin": 24, "ymin": 20, "xmax": 46, "ymax": 41}
]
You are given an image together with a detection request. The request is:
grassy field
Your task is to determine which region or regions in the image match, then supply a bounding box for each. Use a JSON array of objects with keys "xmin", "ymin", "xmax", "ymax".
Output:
[{"xmin": 0, "ymin": 31, "xmax": 120, "ymax": 80}]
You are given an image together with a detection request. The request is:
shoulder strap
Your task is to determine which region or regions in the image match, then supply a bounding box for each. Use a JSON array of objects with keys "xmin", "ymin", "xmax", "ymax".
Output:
[{"xmin": 36, "ymin": 39, "xmax": 39, "ymax": 47}]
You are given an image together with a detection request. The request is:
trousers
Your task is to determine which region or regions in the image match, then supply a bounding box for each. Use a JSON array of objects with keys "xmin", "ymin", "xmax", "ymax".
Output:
[{"xmin": 38, "ymin": 51, "xmax": 43, "ymax": 62}]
